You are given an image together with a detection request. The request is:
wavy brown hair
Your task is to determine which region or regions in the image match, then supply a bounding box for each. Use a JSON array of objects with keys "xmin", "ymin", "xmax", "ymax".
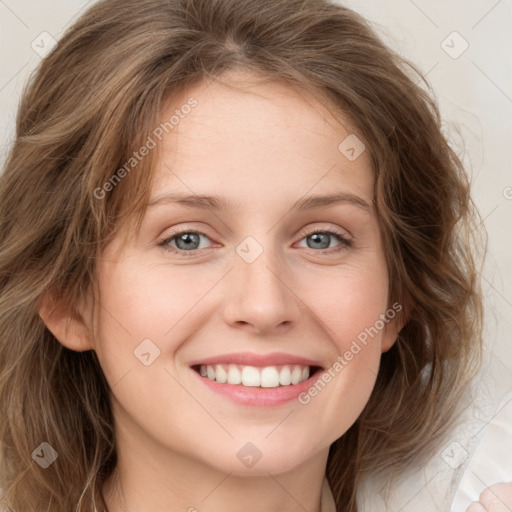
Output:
[{"xmin": 0, "ymin": 0, "xmax": 485, "ymax": 510}]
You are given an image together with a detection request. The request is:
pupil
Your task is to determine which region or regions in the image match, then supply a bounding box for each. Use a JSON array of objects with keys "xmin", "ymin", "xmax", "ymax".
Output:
[
  {"xmin": 178, "ymin": 233, "xmax": 199, "ymax": 250},
  {"xmin": 309, "ymin": 233, "xmax": 329, "ymax": 249}
]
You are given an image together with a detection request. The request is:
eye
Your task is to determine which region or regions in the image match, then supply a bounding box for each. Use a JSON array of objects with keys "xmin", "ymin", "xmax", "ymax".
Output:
[
  {"xmin": 295, "ymin": 228, "xmax": 353, "ymax": 254},
  {"xmin": 158, "ymin": 229, "xmax": 213, "ymax": 255}
]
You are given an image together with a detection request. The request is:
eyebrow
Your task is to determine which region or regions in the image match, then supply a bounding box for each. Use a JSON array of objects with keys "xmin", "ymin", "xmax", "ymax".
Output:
[{"xmin": 147, "ymin": 191, "xmax": 371, "ymax": 212}]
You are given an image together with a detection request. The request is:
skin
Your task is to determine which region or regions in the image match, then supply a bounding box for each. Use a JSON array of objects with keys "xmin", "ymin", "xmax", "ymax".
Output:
[
  {"xmin": 39, "ymin": 69, "xmax": 403, "ymax": 512},
  {"xmin": 467, "ymin": 484, "xmax": 512, "ymax": 512}
]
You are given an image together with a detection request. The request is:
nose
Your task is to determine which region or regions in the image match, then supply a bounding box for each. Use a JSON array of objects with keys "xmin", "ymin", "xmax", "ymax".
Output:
[{"xmin": 222, "ymin": 244, "xmax": 303, "ymax": 336}]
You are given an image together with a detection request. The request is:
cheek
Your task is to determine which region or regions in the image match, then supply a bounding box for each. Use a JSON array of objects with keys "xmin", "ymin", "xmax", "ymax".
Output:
[
  {"xmin": 92, "ymin": 261, "xmax": 213, "ymax": 439},
  {"xmin": 92, "ymin": 258, "xmax": 233, "ymax": 408},
  {"xmin": 94, "ymin": 259, "xmax": 208, "ymax": 349},
  {"xmin": 292, "ymin": 261, "xmax": 389, "ymax": 435},
  {"xmin": 303, "ymin": 261, "xmax": 389, "ymax": 346},
  {"xmin": 92, "ymin": 260, "xmax": 175, "ymax": 383}
]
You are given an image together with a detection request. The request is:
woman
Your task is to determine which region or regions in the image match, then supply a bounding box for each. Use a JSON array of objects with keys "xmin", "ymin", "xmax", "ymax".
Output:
[{"xmin": 0, "ymin": 0, "xmax": 494, "ymax": 510}]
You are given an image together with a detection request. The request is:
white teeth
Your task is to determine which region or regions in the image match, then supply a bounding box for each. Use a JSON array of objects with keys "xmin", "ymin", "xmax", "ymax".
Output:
[
  {"xmin": 291, "ymin": 366, "xmax": 303, "ymax": 385},
  {"xmin": 227, "ymin": 364, "xmax": 242, "ymax": 384},
  {"xmin": 199, "ymin": 363, "xmax": 312, "ymax": 387},
  {"xmin": 241, "ymin": 366, "xmax": 260, "ymax": 387},
  {"xmin": 215, "ymin": 364, "xmax": 227, "ymax": 383},
  {"xmin": 260, "ymin": 366, "xmax": 280, "ymax": 388},
  {"xmin": 279, "ymin": 366, "xmax": 291, "ymax": 385}
]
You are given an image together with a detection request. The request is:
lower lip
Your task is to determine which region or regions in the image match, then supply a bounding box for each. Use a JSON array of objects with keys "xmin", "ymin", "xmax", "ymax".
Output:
[{"xmin": 191, "ymin": 368, "xmax": 320, "ymax": 406}]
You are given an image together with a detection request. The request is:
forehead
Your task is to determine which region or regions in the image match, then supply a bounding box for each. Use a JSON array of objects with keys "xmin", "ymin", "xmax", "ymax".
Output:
[{"xmin": 150, "ymin": 70, "xmax": 374, "ymax": 211}]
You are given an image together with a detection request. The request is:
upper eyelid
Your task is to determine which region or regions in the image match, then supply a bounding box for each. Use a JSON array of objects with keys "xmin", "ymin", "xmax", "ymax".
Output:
[{"xmin": 159, "ymin": 222, "xmax": 351, "ymax": 240}]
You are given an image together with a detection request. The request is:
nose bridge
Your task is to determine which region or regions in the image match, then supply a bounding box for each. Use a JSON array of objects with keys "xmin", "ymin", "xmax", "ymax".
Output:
[{"xmin": 223, "ymin": 234, "xmax": 302, "ymax": 333}]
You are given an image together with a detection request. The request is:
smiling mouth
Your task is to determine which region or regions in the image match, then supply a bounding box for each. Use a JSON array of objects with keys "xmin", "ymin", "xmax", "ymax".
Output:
[{"xmin": 191, "ymin": 363, "xmax": 323, "ymax": 388}]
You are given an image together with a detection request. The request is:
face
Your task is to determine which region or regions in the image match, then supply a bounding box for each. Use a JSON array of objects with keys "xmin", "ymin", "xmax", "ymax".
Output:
[{"xmin": 60, "ymin": 70, "xmax": 399, "ymax": 478}]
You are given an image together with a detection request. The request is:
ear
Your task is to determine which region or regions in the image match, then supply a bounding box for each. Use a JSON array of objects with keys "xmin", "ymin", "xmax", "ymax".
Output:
[
  {"xmin": 380, "ymin": 303, "xmax": 408, "ymax": 354},
  {"xmin": 37, "ymin": 291, "xmax": 95, "ymax": 352}
]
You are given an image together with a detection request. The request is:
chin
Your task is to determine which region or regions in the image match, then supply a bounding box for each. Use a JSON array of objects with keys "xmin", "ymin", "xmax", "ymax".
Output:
[{"xmin": 192, "ymin": 437, "xmax": 324, "ymax": 477}]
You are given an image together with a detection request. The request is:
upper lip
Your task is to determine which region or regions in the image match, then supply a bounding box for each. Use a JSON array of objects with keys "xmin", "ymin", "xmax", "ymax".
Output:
[{"xmin": 189, "ymin": 352, "xmax": 324, "ymax": 369}]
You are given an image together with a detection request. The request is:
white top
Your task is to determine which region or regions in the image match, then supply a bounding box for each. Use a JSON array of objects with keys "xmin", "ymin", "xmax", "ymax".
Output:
[
  {"xmin": 356, "ymin": 355, "xmax": 512, "ymax": 511},
  {"xmin": 450, "ymin": 387, "xmax": 512, "ymax": 509}
]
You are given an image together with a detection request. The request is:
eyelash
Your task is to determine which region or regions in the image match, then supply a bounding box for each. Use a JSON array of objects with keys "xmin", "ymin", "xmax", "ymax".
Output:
[{"xmin": 157, "ymin": 227, "xmax": 353, "ymax": 257}]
